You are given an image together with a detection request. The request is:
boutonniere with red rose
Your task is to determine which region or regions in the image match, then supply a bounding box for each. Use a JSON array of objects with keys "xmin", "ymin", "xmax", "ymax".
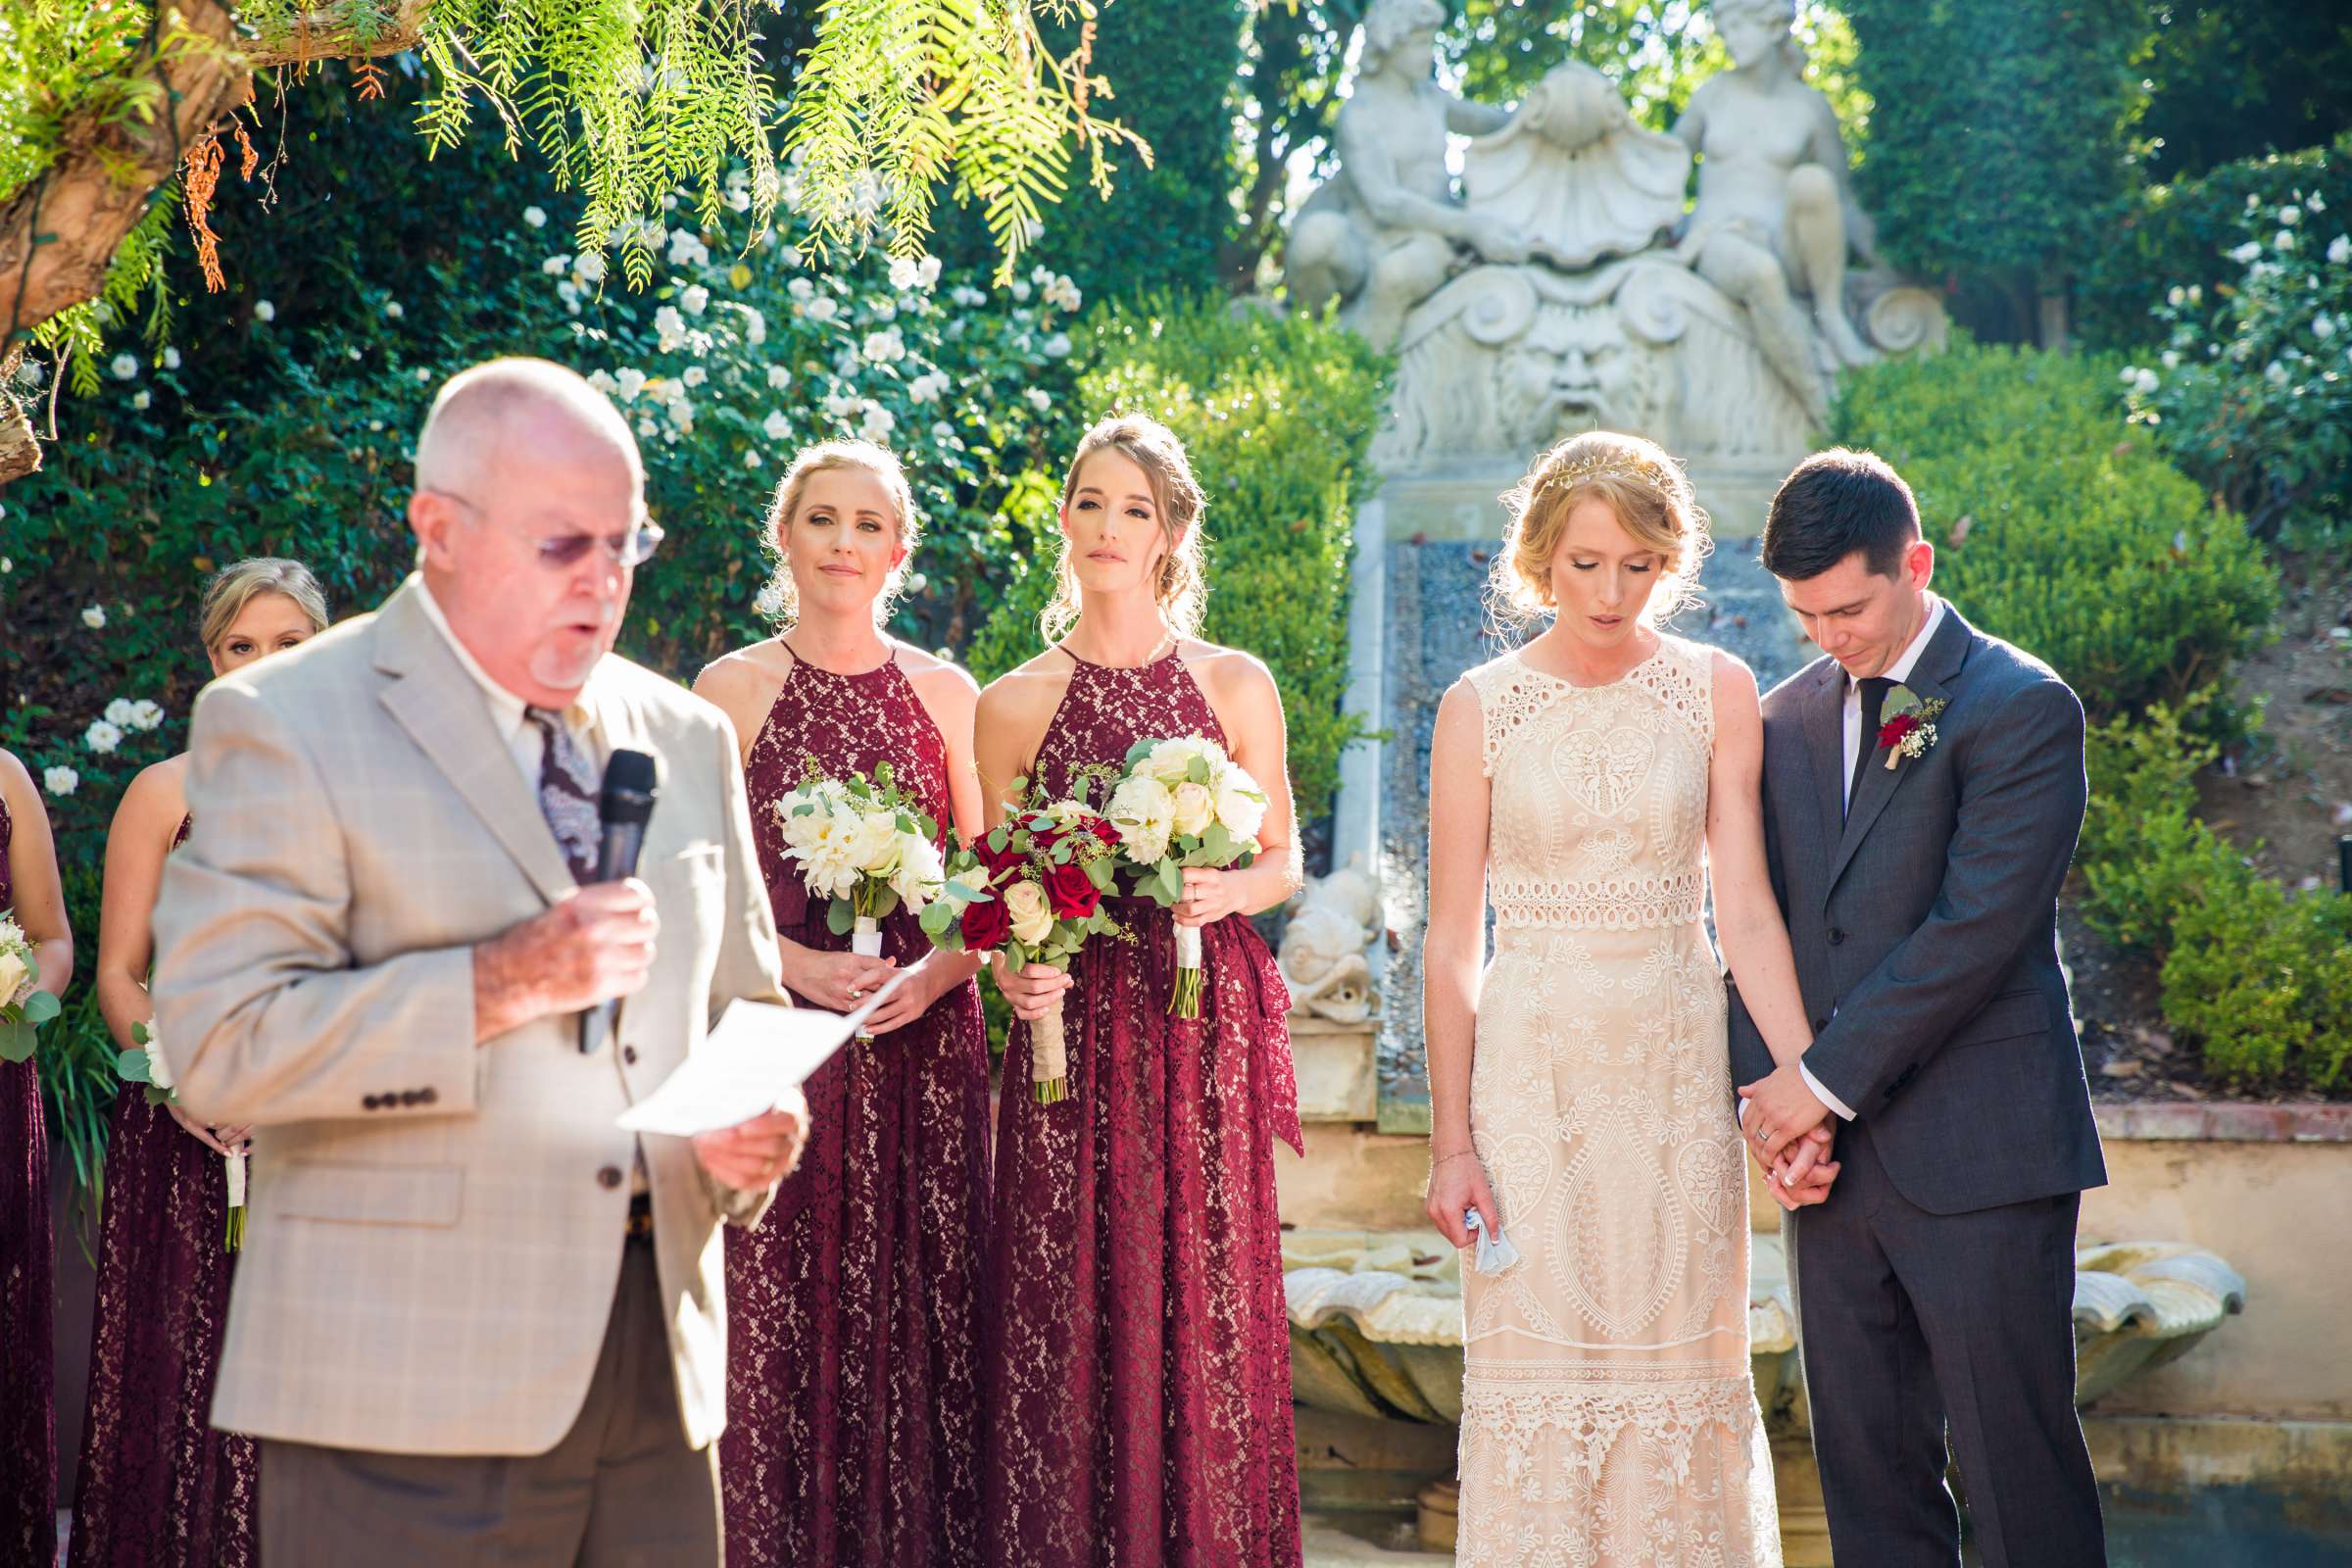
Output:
[
  {"xmin": 918, "ymin": 771, "xmax": 1127, "ymax": 1103},
  {"xmin": 1876, "ymin": 684, "xmax": 1949, "ymax": 770}
]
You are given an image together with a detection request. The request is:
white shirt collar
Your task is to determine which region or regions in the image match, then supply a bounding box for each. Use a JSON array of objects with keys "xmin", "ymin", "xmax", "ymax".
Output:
[
  {"xmin": 413, "ymin": 577, "xmax": 596, "ymax": 737},
  {"xmin": 1852, "ymin": 594, "xmax": 1946, "ymax": 693}
]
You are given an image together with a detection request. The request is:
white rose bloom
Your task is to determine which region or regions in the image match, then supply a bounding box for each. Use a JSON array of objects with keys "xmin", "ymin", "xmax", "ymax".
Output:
[
  {"xmin": 745, "ymin": 450, "xmax": 763, "ymax": 468},
  {"xmin": 788, "ymin": 276, "xmax": 815, "ymax": 302},
  {"xmin": 2330, "ymin": 235, "xmax": 2352, "ymax": 266},
  {"xmin": 2280, "ymin": 205, "xmax": 2302, "ymax": 224},
  {"xmin": 774, "ymin": 788, "xmax": 835, "ymax": 852},
  {"xmin": 931, "ymin": 420, "xmax": 955, "ymax": 441},
  {"xmin": 543, "ymin": 255, "xmax": 570, "ymax": 275},
  {"xmin": 668, "ymin": 229, "xmax": 710, "ymax": 268},
  {"xmin": 523, "ymin": 206, "xmax": 548, "ymax": 228},
  {"xmin": 614, "ymin": 368, "xmax": 649, "ymax": 403},
  {"xmin": 1010, "ymin": 279, "xmax": 1032, "ymax": 302},
  {"xmin": 1210, "ymin": 760, "xmax": 1268, "ymax": 843},
  {"xmin": 846, "ymin": 809, "xmax": 904, "ymax": 875},
  {"xmin": 2161, "ymin": 349, "xmax": 2181, "ymax": 369},
  {"xmin": 917, "ymin": 256, "xmax": 943, "ymax": 288},
  {"xmin": 889, "ymin": 832, "xmax": 944, "ymax": 908},
  {"xmin": 822, "ymin": 390, "xmax": 859, "ymax": 420},
  {"xmin": 110, "ymin": 353, "xmax": 138, "ymax": 380},
  {"xmin": 1170, "ymin": 780, "xmax": 1214, "ymax": 839},
  {"xmin": 126, "ymin": 700, "xmax": 164, "ymax": 731},
  {"xmin": 763, "ymin": 410, "xmax": 791, "ymax": 440},
  {"xmin": 1107, "ymin": 773, "xmax": 1177, "ymax": 862},
  {"xmin": 2228, "ymin": 242, "xmax": 2261, "ymax": 265},
  {"xmin": 1004, "ymin": 880, "xmax": 1055, "ymax": 946},
  {"xmin": 144, "ymin": 1032, "xmax": 175, "ymax": 1092},
  {"xmin": 557, "ymin": 281, "xmax": 582, "ymax": 311},
  {"xmin": 1, "ymin": 558, "xmax": 12, "ymax": 573},
  {"xmin": 105, "ymin": 698, "xmax": 135, "ymax": 728},
  {"xmin": 253, "ymin": 300, "xmax": 275, "ymax": 321},
  {"xmin": 767, "ymin": 364, "xmax": 795, "ymax": 390},
  {"xmin": 2316, "ymin": 316, "xmax": 2337, "ymax": 339},
  {"xmin": 43, "ymin": 766, "xmax": 77, "ymax": 797},
  {"xmin": 1044, "ymin": 275, "xmax": 1082, "ymax": 312},
  {"xmin": 654, "ymin": 306, "xmax": 690, "ymax": 351},
  {"xmin": 2133, "ymin": 368, "xmax": 2159, "ymax": 395},
  {"xmin": 805, "ymin": 295, "xmax": 840, "ymax": 323},
  {"xmin": 1024, "ymin": 387, "xmax": 1052, "ymax": 414},
  {"xmin": 2276, "ymin": 229, "xmax": 2296, "ymax": 251},
  {"xmin": 384, "ymin": 301, "xmax": 404, "ymax": 318},
  {"xmin": 131, "ymin": 391, "xmax": 151, "ymax": 412},
  {"xmin": 2166, "ymin": 286, "xmax": 2185, "ymax": 307},
  {"xmin": 162, "ymin": 347, "xmax": 180, "ymax": 370},
  {"xmin": 859, "ymin": 406, "xmax": 897, "ymax": 441},
  {"xmin": 906, "ymin": 370, "xmax": 946, "ymax": 404},
  {"xmin": 1146, "ymin": 735, "xmax": 1220, "ymax": 783},
  {"xmin": 1043, "ymin": 332, "xmax": 1072, "ymax": 359},
  {"xmin": 587, "ymin": 369, "xmax": 619, "ymax": 396},
  {"xmin": 802, "ymin": 837, "xmax": 861, "ymax": 902},
  {"xmin": 888, "ymin": 256, "xmax": 923, "ymax": 291},
  {"xmin": 861, "ymin": 327, "xmax": 906, "ymax": 363},
  {"xmin": 85, "ymin": 719, "xmax": 123, "ymax": 754},
  {"xmin": 0, "ymin": 953, "xmax": 25, "ymax": 1009},
  {"xmin": 682, "ymin": 365, "xmax": 708, "ymax": 388},
  {"xmin": 81, "ymin": 605, "xmax": 107, "ymax": 630},
  {"xmin": 574, "ymin": 252, "xmax": 608, "ymax": 284}
]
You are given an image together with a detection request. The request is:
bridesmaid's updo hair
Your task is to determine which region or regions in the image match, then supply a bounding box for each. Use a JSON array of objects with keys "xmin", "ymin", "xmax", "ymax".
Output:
[
  {"xmin": 1489, "ymin": 430, "xmax": 1709, "ymax": 629},
  {"xmin": 1043, "ymin": 413, "xmax": 1208, "ymax": 644},
  {"xmin": 759, "ymin": 439, "xmax": 920, "ymax": 628},
  {"xmin": 198, "ymin": 557, "xmax": 330, "ymax": 653}
]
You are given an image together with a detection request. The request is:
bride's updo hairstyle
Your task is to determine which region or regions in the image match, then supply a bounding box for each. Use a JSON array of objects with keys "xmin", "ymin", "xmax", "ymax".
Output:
[
  {"xmin": 1488, "ymin": 429, "xmax": 1710, "ymax": 629},
  {"xmin": 757, "ymin": 438, "xmax": 920, "ymax": 629},
  {"xmin": 1042, "ymin": 412, "xmax": 1209, "ymax": 644}
]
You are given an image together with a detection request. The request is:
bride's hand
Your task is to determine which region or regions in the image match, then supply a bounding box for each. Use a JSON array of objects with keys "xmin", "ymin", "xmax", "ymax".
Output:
[{"xmin": 1425, "ymin": 1148, "xmax": 1501, "ymax": 1251}]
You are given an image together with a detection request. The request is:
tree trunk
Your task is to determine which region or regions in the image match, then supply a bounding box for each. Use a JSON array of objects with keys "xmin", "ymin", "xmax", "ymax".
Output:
[
  {"xmin": 0, "ymin": 2, "xmax": 433, "ymax": 486},
  {"xmin": 2036, "ymin": 268, "xmax": 2072, "ymax": 354}
]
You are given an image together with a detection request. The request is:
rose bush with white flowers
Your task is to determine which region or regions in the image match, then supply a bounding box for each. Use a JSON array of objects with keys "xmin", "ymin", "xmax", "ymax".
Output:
[{"xmin": 2121, "ymin": 189, "xmax": 2352, "ymax": 545}]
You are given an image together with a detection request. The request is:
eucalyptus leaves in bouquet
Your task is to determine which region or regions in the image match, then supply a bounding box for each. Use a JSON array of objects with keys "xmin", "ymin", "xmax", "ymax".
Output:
[
  {"xmin": 0, "ymin": 912, "xmax": 60, "ymax": 1061},
  {"xmin": 919, "ymin": 776, "xmax": 1125, "ymax": 1102}
]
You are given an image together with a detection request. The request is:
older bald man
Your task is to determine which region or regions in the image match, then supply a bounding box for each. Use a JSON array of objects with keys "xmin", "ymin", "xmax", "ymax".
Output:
[{"xmin": 153, "ymin": 357, "xmax": 807, "ymax": 1565}]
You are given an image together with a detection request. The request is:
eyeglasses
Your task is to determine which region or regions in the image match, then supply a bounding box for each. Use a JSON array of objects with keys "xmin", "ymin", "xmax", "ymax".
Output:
[{"xmin": 423, "ymin": 488, "xmax": 665, "ymax": 569}]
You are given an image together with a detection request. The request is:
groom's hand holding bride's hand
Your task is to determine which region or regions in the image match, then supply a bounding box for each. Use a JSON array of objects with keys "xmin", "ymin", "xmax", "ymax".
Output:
[
  {"xmin": 1740, "ymin": 1061, "xmax": 1842, "ymax": 1209},
  {"xmin": 1762, "ymin": 1125, "xmax": 1839, "ymax": 1210}
]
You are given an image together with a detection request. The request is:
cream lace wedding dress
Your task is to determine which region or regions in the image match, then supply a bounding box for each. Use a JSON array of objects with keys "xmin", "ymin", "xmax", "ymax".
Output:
[{"xmin": 1456, "ymin": 634, "xmax": 1781, "ymax": 1567}]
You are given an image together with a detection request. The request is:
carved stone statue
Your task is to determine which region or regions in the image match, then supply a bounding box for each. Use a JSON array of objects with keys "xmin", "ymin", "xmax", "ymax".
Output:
[
  {"xmin": 1279, "ymin": 858, "xmax": 1381, "ymax": 1025},
  {"xmin": 1286, "ymin": 0, "xmax": 1948, "ymax": 480},
  {"xmin": 1285, "ymin": 0, "xmax": 1532, "ymax": 350},
  {"xmin": 1669, "ymin": 0, "xmax": 1882, "ymax": 421}
]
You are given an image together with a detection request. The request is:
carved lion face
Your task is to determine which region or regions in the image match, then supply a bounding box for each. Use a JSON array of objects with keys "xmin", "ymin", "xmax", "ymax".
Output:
[{"xmin": 1496, "ymin": 304, "xmax": 1667, "ymax": 446}]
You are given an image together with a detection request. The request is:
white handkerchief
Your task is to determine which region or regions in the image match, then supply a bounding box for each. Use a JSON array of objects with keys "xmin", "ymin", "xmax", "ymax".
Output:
[
  {"xmin": 616, "ymin": 956, "xmax": 928, "ymax": 1138},
  {"xmin": 1464, "ymin": 1207, "xmax": 1522, "ymax": 1275}
]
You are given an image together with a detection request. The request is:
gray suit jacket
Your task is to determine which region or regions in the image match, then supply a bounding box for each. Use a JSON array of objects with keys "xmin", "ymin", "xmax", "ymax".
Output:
[{"xmin": 1729, "ymin": 604, "xmax": 2106, "ymax": 1215}]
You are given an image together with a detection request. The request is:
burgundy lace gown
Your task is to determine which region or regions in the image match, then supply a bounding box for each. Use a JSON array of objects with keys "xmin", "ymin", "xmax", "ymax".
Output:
[
  {"xmin": 70, "ymin": 816, "xmax": 258, "ymax": 1567},
  {"xmin": 982, "ymin": 648, "xmax": 1305, "ymax": 1568},
  {"xmin": 2, "ymin": 793, "xmax": 59, "ymax": 1566},
  {"xmin": 721, "ymin": 649, "xmax": 993, "ymax": 1568}
]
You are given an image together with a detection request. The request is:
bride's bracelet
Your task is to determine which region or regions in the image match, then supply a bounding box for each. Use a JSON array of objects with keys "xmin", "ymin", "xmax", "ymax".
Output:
[{"xmin": 1431, "ymin": 1150, "xmax": 1480, "ymax": 1171}]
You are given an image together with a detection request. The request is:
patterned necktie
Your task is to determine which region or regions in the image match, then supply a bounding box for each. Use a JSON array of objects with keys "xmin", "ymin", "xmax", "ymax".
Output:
[
  {"xmin": 527, "ymin": 707, "xmax": 600, "ymax": 883},
  {"xmin": 1847, "ymin": 675, "xmax": 1895, "ymax": 820}
]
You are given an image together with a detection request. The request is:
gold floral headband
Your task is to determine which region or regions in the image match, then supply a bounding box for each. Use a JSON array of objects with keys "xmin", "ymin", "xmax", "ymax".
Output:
[{"xmin": 1542, "ymin": 449, "xmax": 1678, "ymax": 494}]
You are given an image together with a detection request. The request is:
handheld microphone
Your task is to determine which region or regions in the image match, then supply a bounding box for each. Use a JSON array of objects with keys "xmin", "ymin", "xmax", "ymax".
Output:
[{"xmin": 582, "ymin": 749, "xmax": 659, "ymax": 1055}]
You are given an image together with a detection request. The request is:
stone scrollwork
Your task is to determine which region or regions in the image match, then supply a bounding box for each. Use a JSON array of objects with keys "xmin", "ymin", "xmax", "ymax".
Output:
[{"xmin": 1279, "ymin": 856, "xmax": 1382, "ymax": 1025}]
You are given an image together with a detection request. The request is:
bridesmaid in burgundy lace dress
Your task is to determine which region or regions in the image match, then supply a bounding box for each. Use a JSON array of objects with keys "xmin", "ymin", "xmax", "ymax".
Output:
[
  {"xmin": 974, "ymin": 414, "xmax": 1305, "ymax": 1568},
  {"xmin": 694, "ymin": 440, "xmax": 991, "ymax": 1568},
  {"xmin": 2, "ymin": 744, "xmax": 74, "ymax": 1567},
  {"xmin": 71, "ymin": 559, "xmax": 327, "ymax": 1568}
]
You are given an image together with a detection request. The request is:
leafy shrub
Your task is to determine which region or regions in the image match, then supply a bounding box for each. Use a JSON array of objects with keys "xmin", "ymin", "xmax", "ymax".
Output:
[
  {"xmin": 965, "ymin": 295, "xmax": 1393, "ymax": 823},
  {"xmin": 2118, "ymin": 185, "xmax": 2352, "ymax": 546},
  {"xmin": 1830, "ymin": 342, "xmax": 2278, "ymax": 724},
  {"xmin": 2075, "ymin": 134, "xmax": 2352, "ymax": 352}
]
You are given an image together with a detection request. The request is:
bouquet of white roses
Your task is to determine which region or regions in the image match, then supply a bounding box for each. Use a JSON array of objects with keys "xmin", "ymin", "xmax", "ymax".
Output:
[
  {"xmin": 1104, "ymin": 736, "xmax": 1268, "ymax": 1017},
  {"xmin": 118, "ymin": 1021, "xmax": 246, "ymax": 1251},
  {"xmin": 0, "ymin": 913, "xmax": 61, "ymax": 1063},
  {"xmin": 919, "ymin": 777, "xmax": 1126, "ymax": 1102},
  {"xmin": 771, "ymin": 760, "xmax": 947, "ymax": 1040}
]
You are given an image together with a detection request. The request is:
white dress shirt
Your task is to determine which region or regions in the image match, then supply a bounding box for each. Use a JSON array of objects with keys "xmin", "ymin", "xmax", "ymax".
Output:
[
  {"xmin": 1802, "ymin": 594, "xmax": 1947, "ymax": 1121},
  {"xmin": 413, "ymin": 578, "xmax": 608, "ymax": 781}
]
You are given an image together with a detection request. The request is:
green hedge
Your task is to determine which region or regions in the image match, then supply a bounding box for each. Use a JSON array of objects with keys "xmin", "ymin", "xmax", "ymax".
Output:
[
  {"xmin": 965, "ymin": 295, "xmax": 1392, "ymax": 822},
  {"xmin": 2076, "ymin": 134, "xmax": 2352, "ymax": 352},
  {"xmin": 1829, "ymin": 342, "xmax": 2278, "ymax": 725}
]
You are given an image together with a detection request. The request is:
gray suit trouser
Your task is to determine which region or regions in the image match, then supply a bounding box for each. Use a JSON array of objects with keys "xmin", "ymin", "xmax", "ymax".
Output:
[
  {"xmin": 1788, "ymin": 1118, "xmax": 2106, "ymax": 1568},
  {"xmin": 260, "ymin": 1239, "xmax": 720, "ymax": 1567}
]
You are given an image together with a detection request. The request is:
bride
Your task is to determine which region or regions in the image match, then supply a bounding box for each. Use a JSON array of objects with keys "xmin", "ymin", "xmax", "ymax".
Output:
[{"xmin": 1422, "ymin": 430, "xmax": 1830, "ymax": 1562}]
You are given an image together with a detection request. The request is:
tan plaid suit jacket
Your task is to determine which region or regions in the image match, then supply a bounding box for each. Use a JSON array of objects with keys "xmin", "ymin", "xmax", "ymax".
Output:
[{"xmin": 151, "ymin": 576, "xmax": 792, "ymax": 1456}]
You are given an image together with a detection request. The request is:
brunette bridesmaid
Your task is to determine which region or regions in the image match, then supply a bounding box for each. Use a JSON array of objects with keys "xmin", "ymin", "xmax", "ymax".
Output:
[
  {"xmin": 695, "ymin": 440, "xmax": 992, "ymax": 1568},
  {"xmin": 1, "ymin": 742, "xmax": 75, "ymax": 1566},
  {"xmin": 70, "ymin": 558, "xmax": 327, "ymax": 1568},
  {"xmin": 973, "ymin": 414, "xmax": 1305, "ymax": 1568}
]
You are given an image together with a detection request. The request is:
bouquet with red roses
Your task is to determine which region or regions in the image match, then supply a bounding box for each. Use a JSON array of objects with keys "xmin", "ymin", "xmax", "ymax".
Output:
[{"xmin": 919, "ymin": 774, "xmax": 1127, "ymax": 1102}]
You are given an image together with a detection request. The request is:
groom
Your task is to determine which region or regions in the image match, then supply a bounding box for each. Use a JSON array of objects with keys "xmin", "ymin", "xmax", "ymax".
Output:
[{"xmin": 1729, "ymin": 448, "xmax": 2108, "ymax": 1566}]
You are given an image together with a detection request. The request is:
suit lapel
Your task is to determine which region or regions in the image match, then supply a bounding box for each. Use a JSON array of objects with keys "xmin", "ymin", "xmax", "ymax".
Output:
[
  {"xmin": 1824, "ymin": 603, "xmax": 1975, "ymax": 902},
  {"xmin": 1799, "ymin": 659, "xmax": 1847, "ymax": 861},
  {"xmin": 373, "ymin": 579, "xmax": 579, "ymax": 908}
]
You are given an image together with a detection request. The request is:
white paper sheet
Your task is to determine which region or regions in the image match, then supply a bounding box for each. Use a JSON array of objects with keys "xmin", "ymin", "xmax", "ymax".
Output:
[{"xmin": 615, "ymin": 956, "xmax": 929, "ymax": 1137}]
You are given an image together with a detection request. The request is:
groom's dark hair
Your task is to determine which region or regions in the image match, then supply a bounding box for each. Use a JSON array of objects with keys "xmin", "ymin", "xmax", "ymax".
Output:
[{"xmin": 1761, "ymin": 448, "xmax": 1921, "ymax": 582}]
